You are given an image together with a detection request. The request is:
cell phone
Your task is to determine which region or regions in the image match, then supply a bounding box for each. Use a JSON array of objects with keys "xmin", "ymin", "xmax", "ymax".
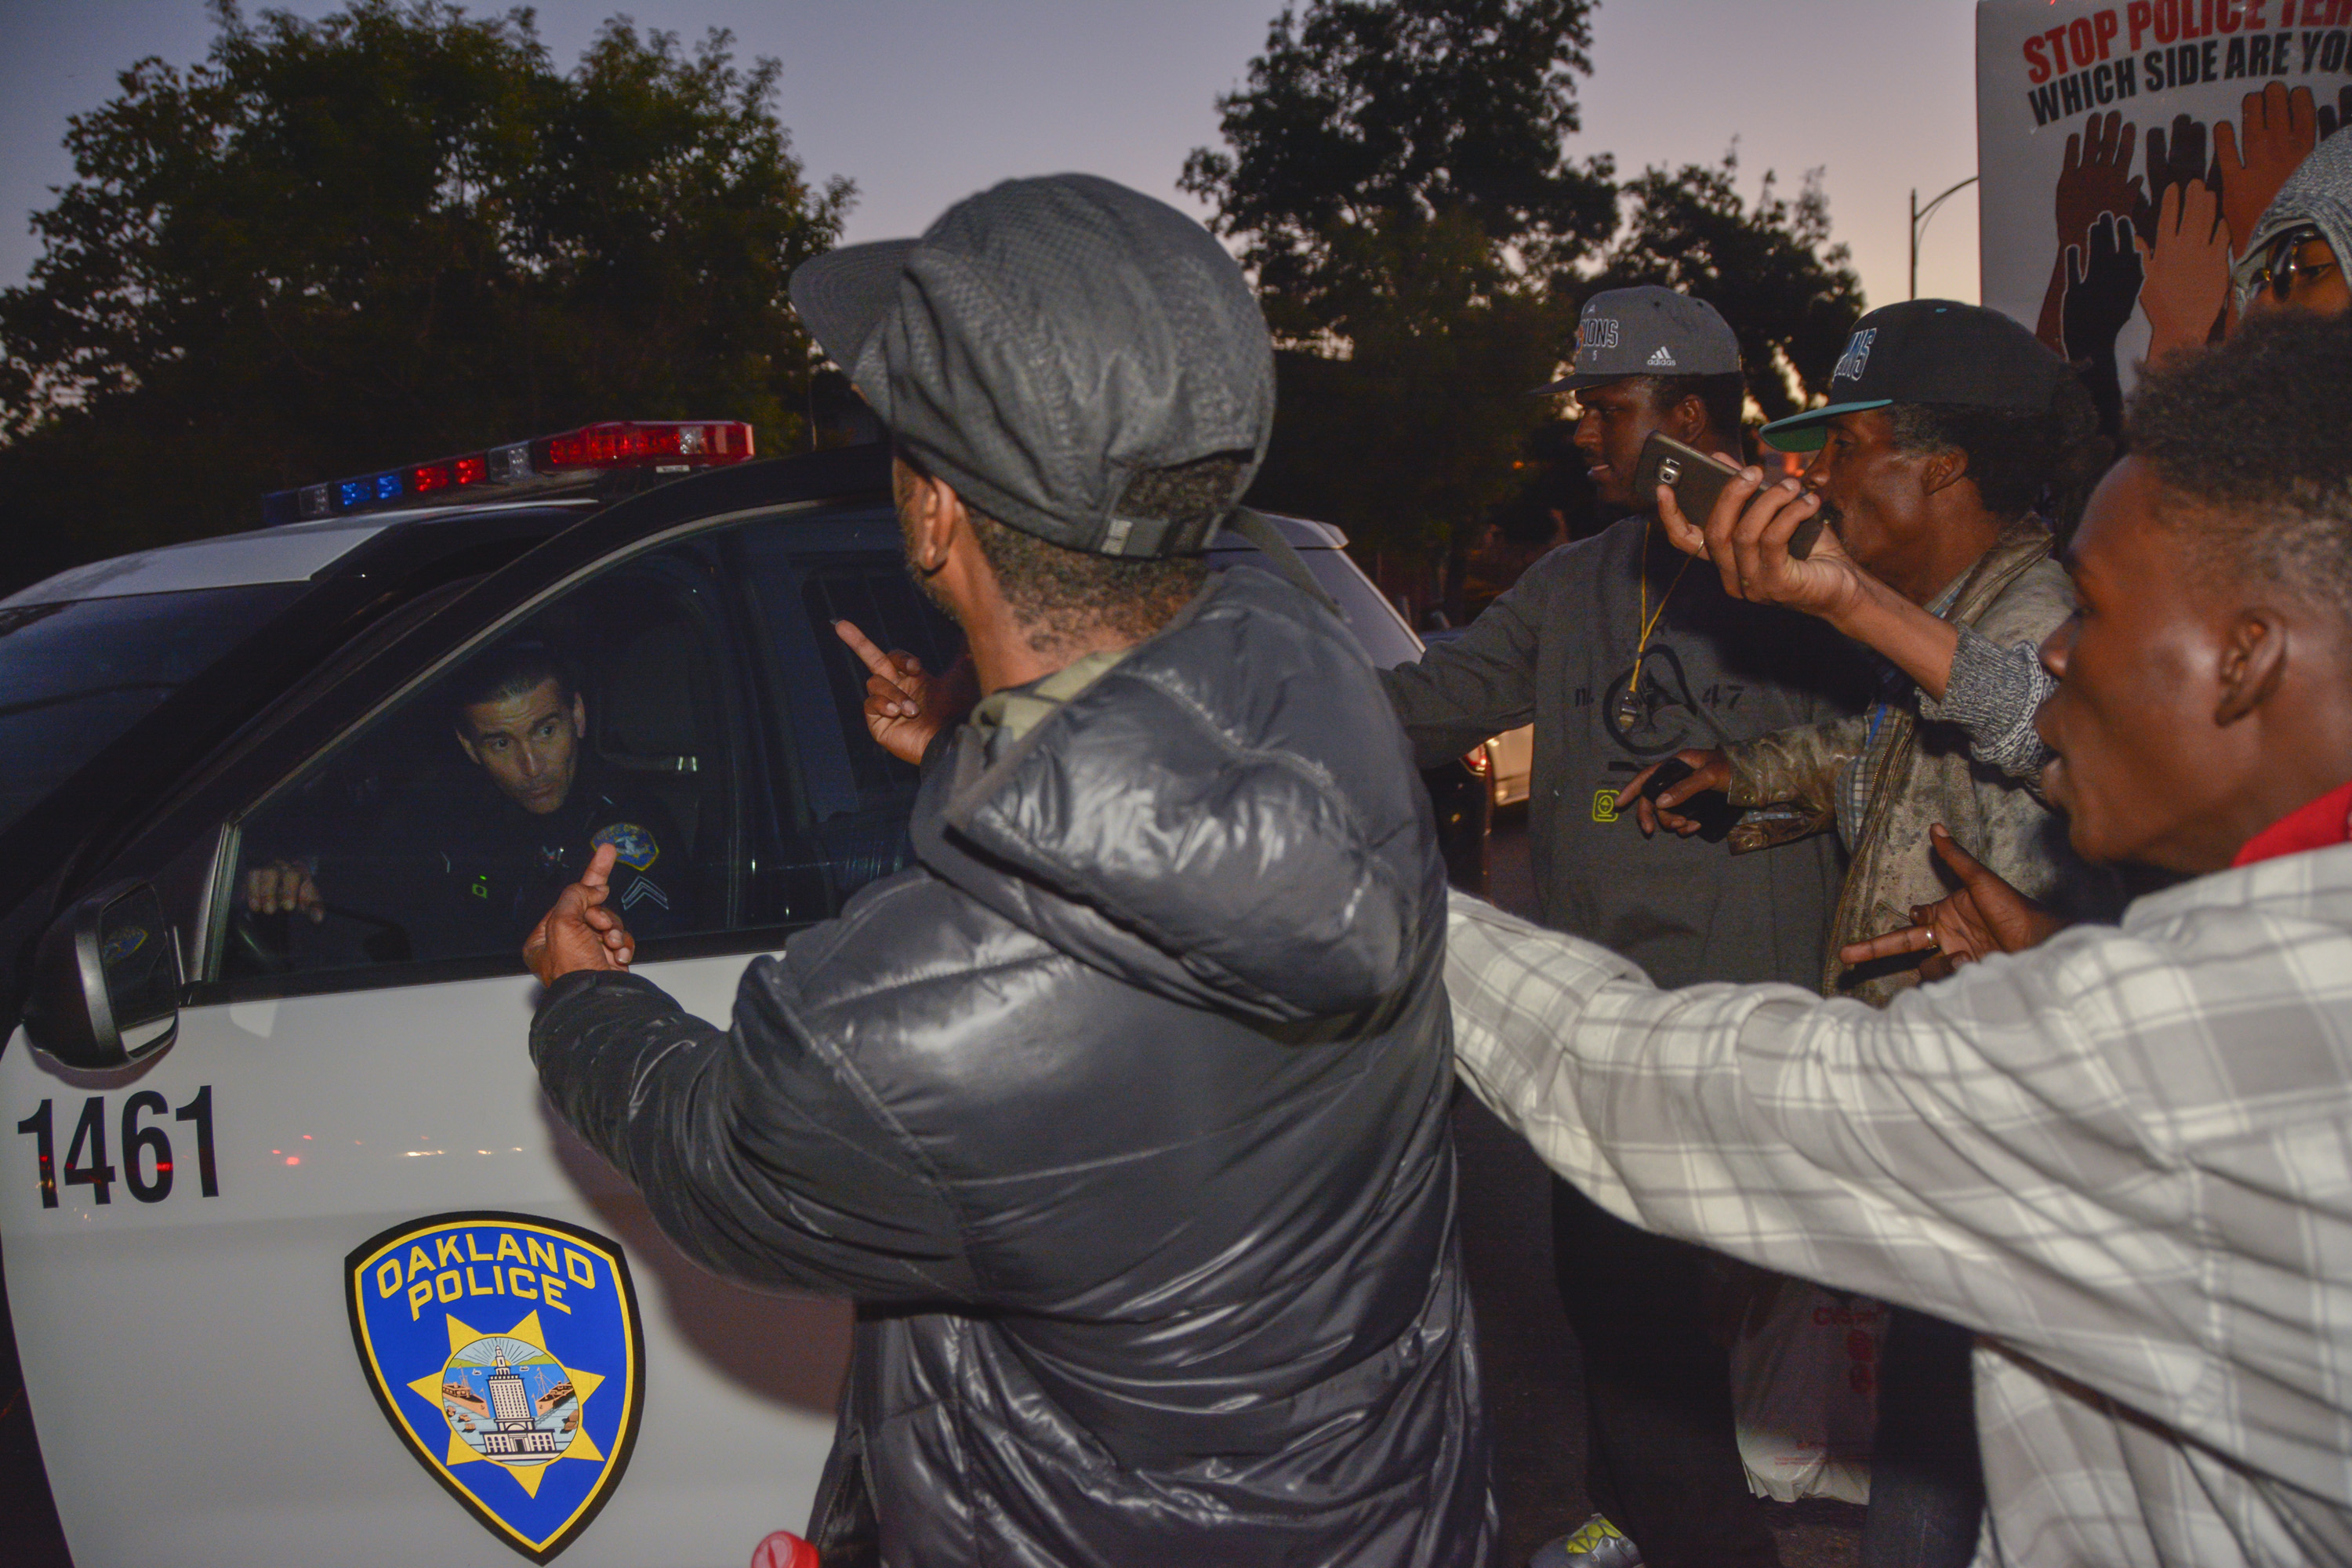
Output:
[
  {"xmin": 1632, "ymin": 431, "xmax": 1824, "ymax": 560},
  {"xmin": 1636, "ymin": 757, "xmax": 1740, "ymax": 844}
]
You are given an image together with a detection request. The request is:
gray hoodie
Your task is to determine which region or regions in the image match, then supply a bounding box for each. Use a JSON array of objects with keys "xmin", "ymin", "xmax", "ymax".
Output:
[{"xmin": 2231, "ymin": 129, "xmax": 2352, "ymax": 299}]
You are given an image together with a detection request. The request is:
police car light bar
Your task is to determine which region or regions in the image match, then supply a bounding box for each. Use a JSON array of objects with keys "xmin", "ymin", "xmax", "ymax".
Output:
[{"xmin": 262, "ymin": 420, "xmax": 756, "ymax": 526}]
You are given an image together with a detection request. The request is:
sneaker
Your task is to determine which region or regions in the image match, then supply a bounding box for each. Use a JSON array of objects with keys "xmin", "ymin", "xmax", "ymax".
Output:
[{"xmin": 1528, "ymin": 1513, "xmax": 1643, "ymax": 1568}]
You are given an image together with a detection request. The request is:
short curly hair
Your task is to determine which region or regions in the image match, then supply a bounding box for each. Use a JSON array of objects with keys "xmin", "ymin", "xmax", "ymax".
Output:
[
  {"xmin": 2125, "ymin": 312, "xmax": 2352, "ymax": 622},
  {"xmin": 1886, "ymin": 374, "xmax": 2110, "ymax": 535}
]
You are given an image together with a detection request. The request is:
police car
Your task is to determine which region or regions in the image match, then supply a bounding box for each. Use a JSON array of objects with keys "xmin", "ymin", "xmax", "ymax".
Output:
[{"xmin": 0, "ymin": 421, "xmax": 1472, "ymax": 1566}]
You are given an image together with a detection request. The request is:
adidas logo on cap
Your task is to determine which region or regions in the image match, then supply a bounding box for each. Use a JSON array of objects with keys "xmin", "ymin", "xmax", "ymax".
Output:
[{"xmin": 1647, "ymin": 346, "xmax": 1676, "ymax": 368}]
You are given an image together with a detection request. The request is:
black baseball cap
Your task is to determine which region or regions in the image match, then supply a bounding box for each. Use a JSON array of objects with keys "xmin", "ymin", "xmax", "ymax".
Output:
[
  {"xmin": 1760, "ymin": 299, "xmax": 2070, "ymax": 453},
  {"xmin": 1541, "ymin": 286, "xmax": 1740, "ymax": 393},
  {"xmin": 789, "ymin": 174, "xmax": 1275, "ymax": 559}
]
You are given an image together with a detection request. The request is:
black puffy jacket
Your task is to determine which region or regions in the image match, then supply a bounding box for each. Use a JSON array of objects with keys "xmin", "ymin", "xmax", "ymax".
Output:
[{"xmin": 532, "ymin": 567, "xmax": 1494, "ymax": 1566}]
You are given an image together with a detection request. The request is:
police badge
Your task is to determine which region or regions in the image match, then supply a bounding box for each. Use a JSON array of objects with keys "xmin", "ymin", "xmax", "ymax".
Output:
[{"xmin": 346, "ymin": 1212, "xmax": 645, "ymax": 1562}]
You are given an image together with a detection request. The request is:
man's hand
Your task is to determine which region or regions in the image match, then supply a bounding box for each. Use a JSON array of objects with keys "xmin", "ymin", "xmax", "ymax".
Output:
[
  {"xmin": 1838, "ymin": 826, "xmax": 2067, "ymax": 978},
  {"xmin": 834, "ymin": 619, "xmax": 978, "ymax": 766},
  {"xmin": 1617, "ymin": 748, "xmax": 1733, "ymax": 837},
  {"xmin": 244, "ymin": 859, "xmax": 325, "ymax": 924},
  {"xmin": 524, "ymin": 843, "xmax": 635, "ymax": 985},
  {"xmin": 2216, "ymin": 82, "xmax": 2317, "ymax": 260},
  {"xmin": 1657, "ymin": 461, "xmax": 1863, "ymax": 622}
]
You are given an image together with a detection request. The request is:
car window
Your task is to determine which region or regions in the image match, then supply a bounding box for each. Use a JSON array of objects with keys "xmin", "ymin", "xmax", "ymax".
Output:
[
  {"xmin": 729, "ymin": 507, "xmax": 960, "ymax": 920},
  {"xmin": 212, "ymin": 506, "xmax": 958, "ymax": 996},
  {"xmin": 0, "ymin": 584, "xmax": 303, "ymax": 838},
  {"xmin": 221, "ymin": 543, "xmax": 743, "ymax": 988}
]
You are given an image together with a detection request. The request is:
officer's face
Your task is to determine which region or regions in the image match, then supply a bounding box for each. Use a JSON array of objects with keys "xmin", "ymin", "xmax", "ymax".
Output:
[{"xmin": 457, "ymin": 679, "xmax": 586, "ymax": 815}]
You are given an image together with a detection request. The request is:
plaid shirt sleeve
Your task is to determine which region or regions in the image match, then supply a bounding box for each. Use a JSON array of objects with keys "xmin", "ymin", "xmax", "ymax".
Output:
[
  {"xmin": 1445, "ymin": 889, "xmax": 2180, "ymax": 1363},
  {"xmin": 1444, "ymin": 875, "xmax": 2352, "ymax": 1566}
]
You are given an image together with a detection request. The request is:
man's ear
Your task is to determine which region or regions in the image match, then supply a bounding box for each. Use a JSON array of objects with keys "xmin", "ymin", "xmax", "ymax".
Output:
[
  {"xmin": 568, "ymin": 691, "xmax": 587, "ymax": 739},
  {"xmin": 1919, "ymin": 445, "xmax": 1973, "ymax": 500},
  {"xmin": 2214, "ymin": 608, "xmax": 2292, "ymax": 727},
  {"xmin": 1666, "ymin": 394, "xmax": 1711, "ymax": 448},
  {"xmin": 904, "ymin": 469, "xmax": 970, "ymax": 578},
  {"xmin": 454, "ymin": 726, "xmax": 481, "ymax": 767}
]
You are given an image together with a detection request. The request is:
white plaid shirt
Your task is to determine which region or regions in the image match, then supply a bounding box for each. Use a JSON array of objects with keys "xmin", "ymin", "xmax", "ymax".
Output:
[{"xmin": 1445, "ymin": 844, "xmax": 2352, "ymax": 1568}]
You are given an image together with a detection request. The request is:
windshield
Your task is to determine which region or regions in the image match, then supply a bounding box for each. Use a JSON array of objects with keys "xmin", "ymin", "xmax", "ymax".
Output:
[{"xmin": 0, "ymin": 583, "xmax": 303, "ymax": 837}]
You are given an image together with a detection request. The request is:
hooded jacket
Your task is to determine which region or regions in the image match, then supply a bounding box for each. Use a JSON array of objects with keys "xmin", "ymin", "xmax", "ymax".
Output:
[
  {"xmin": 2232, "ymin": 129, "xmax": 2352, "ymax": 301},
  {"xmin": 530, "ymin": 566, "xmax": 1493, "ymax": 1568}
]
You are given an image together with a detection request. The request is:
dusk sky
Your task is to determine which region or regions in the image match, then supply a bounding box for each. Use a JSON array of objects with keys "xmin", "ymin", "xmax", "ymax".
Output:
[{"xmin": 0, "ymin": 0, "xmax": 1984, "ymax": 313}]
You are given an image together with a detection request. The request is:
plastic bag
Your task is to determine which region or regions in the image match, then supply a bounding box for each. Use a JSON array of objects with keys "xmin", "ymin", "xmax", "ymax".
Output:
[{"xmin": 1730, "ymin": 1282, "xmax": 1885, "ymax": 1504}]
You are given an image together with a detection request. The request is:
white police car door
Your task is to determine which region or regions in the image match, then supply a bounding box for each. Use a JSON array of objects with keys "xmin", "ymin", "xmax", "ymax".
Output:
[{"xmin": 0, "ymin": 506, "xmax": 948, "ymax": 1566}]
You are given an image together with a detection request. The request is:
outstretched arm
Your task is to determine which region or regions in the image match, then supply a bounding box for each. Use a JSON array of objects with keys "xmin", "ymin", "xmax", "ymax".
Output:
[
  {"xmin": 530, "ymin": 946, "xmax": 978, "ymax": 1301},
  {"xmin": 1658, "ymin": 471, "xmax": 1965, "ymax": 698},
  {"xmin": 1439, "ymin": 889, "xmax": 2200, "ymax": 1422}
]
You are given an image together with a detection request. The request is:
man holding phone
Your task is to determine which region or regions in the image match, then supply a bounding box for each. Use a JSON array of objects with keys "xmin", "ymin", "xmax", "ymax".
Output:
[
  {"xmin": 1622, "ymin": 299, "xmax": 2114, "ymax": 1568},
  {"xmin": 1381, "ymin": 285, "xmax": 1864, "ymax": 1568}
]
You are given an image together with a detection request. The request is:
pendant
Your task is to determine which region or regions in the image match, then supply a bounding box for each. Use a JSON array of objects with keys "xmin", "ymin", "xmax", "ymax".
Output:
[{"xmin": 1613, "ymin": 688, "xmax": 1645, "ymax": 733}]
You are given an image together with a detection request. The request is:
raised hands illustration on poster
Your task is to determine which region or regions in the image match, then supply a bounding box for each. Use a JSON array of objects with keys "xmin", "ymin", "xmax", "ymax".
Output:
[
  {"xmin": 2038, "ymin": 111, "xmax": 2141, "ymax": 354},
  {"xmin": 2142, "ymin": 112, "xmax": 2209, "ymax": 234},
  {"xmin": 2215, "ymin": 83, "xmax": 2318, "ymax": 263},
  {"xmin": 2063, "ymin": 212, "xmax": 2142, "ymax": 434},
  {"xmin": 1983, "ymin": 0, "xmax": 2352, "ymax": 408},
  {"xmin": 2317, "ymin": 85, "xmax": 2352, "ymax": 143},
  {"xmin": 2134, "ymin": 180, "xmax": 2229, "ymax": 364}
]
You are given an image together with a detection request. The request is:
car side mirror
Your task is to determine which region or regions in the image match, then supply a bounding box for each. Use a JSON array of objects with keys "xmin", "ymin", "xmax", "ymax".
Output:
[{"xmin": 26, "ymin": 883, "xmax": 183, "ymax": 1069}]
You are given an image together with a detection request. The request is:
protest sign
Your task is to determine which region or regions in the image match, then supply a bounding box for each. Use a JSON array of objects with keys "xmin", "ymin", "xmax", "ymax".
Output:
[{"xmin": 1976, "ymin": 0, "xmax": 2350, "ymax": 401}]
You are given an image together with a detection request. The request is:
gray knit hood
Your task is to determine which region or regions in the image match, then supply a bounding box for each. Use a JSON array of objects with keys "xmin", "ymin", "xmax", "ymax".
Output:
[{"xmin": 2232, "ymin": 131, "xmax": 2352, "ymax": 299}]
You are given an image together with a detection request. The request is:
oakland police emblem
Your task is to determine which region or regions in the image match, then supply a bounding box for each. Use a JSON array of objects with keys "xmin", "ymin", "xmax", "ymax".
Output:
[{"xmin": 346, "ymin": 1212, "xmax": 645, "ymax": 1562}]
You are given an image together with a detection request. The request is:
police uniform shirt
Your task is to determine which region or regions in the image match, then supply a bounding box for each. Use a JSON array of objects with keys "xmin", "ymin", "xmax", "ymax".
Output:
[{"xmin": 410, "ymin": 761, "xmax": 695, "ymax": 956}]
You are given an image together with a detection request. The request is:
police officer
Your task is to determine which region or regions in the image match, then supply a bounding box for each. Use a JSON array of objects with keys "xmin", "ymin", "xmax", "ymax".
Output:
[{"xmin": 244, "ymin": 641, "xmax": 692, "ymax": 956}]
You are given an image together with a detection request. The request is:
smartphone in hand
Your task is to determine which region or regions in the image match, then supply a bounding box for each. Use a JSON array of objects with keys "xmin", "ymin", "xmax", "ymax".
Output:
[
  {"xmin": 1638, "ymin": 757, "xmax": 1740, "ymax": 844},
  {"xmin": 1632, "ymin": 432, "xmax": 1824, "ymax": 560}
]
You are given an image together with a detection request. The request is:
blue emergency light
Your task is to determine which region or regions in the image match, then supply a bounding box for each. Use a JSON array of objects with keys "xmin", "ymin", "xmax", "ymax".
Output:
[{"xmin": 262, "ymin": 420, "xmax": 756, "ymax": 526}]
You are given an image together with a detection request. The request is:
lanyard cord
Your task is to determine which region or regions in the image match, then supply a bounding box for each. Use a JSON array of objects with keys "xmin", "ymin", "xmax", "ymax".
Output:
[{"xmin": 1631, "ymin": 513, "xmax": 1699, "ymax": 695}]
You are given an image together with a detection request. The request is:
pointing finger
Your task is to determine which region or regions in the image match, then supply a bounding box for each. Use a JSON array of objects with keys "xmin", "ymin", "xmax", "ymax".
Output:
[
  {"xmin": 1614, "ymin": 761, "xmax": 1663, "ymax": 810},
  {"xmin": 1926, "ymin": 824, "xmax": 2002, "ymax": 892},
  {"xmin": 833, "ymin": 619, "xmax": 898, "ymax": 681},
  {"xmin": 580, "ymin": 842, "xmax": 618, "ymax": 891},
  {"xmin": 1839, "ymin": 924, "xmax": 1940, "ymax": 967}
]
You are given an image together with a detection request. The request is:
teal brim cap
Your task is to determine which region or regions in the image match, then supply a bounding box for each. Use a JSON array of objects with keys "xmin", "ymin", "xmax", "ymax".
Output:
[{"xmin": 1758, "ymin": 398, "xmax": 1892, "ymax": 453}]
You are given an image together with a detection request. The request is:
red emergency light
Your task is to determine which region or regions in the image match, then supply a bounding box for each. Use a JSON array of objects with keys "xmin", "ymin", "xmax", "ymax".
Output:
[
  {"xmin": 263, "ymin": 419, "xmax": 757, "ymax": 525},
  {"xmin": 538, "ymin": 420, "xmax": 753, "ymax": 470}
]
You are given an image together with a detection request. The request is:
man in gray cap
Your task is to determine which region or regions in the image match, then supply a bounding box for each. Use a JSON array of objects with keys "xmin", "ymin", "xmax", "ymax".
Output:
[
  {"xmin": 520, "ymin": 173, "xmax": 1493, "ymax": 1566},
  {"xmin": 1381, "ymin": 285, "xmax": 1864, "ymax": 1568}
]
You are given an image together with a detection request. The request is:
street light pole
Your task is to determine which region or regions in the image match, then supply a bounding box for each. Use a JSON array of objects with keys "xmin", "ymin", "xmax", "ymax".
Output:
[{"xmin": 1910, "ymin": 175, "xmax": 1981, "ymax": 299}]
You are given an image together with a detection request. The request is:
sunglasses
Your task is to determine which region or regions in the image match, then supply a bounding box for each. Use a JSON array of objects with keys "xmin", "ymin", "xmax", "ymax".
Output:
[{"xmin": 2241, "ymin": 227, "xmax": 2340, "ymax": 305}]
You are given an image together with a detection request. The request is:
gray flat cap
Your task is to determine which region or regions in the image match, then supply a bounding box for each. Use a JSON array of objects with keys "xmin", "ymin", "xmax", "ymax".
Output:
[{"xmin": 790, "ymin": 174, "xmax": 1275, "ymax": 557}]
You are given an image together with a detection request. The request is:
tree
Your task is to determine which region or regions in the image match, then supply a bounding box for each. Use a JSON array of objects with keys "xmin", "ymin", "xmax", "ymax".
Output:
[
  {"xmin": 1592, "ymin": 149, "xmax": 1866, "ymax": 424},
  {"xmin": 1185, "ymin": 3, "xmax": 1867, "ymax": 612},
  {"xmin": 1241, "ymin": 209, "xmax": 1573, "ymax": 572},
  {"xmin": 0, "ymin": 0, "xmax": 850, "ymax": 591},
  {"xmin": 1182, "ymin": 0, "xmax": 1610, "ymax": 601},
  {"xmin": 1181, "ymin": 0, "xmax": 1613, "ymax": 343}
]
